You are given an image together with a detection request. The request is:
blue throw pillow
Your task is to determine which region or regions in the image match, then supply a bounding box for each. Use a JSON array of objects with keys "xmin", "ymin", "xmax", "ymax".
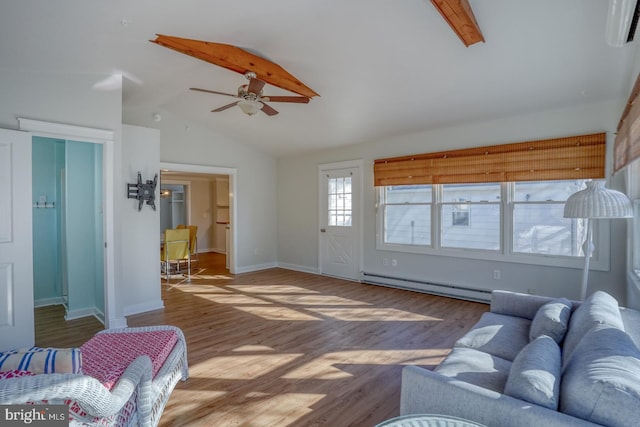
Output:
[
  {"xmin": 529, "ymin": 297, "xmax": 572, "ymax": 344},
  {"xmin": 504, "ymin": 335, "xmax": 561, "ymax": 410}
]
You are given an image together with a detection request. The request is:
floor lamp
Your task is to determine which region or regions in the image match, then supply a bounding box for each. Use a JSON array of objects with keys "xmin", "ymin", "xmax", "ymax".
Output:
[{"xmin": 563, "ymin": 180, "xmax": 633, "ymax": 300}]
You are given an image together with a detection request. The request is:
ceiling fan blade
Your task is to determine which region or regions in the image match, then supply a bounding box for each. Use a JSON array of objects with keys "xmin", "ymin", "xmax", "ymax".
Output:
[
  {"xmin": 212, "ymin": 101, "xmax": 240, "ymax": 112},
  {"xmin": 260, "ymin": 102, "xmax": 279, "ymax": 116},
  {"xmin": 190, "ymin": 87, "xmax": 237, "ymax": 97},
  {"xmin": 247, "ymin": 77, "xmax": 266, "ymax": 95},
  {"xmin": 262, "ymin": 96, "xmax": 310, "ymax": 104}
]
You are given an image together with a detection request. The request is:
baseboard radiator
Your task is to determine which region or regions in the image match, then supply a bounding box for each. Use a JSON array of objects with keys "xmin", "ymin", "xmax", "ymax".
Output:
[{"xmin": 361, "ymin": 272, "xmax": 492, "ymax": 303}]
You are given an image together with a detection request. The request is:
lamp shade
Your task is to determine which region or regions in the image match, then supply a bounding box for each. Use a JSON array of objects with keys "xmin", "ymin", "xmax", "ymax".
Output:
[
  {"xmin": 563, "ymin": 180, "xmax": 633, "ymax": 219},
  {"xmin": 238, "ymin": 99, "xmax": 262, "ymax": 116}
]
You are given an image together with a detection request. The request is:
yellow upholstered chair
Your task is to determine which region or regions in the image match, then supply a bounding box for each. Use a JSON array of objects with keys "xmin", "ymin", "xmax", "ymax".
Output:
[
  {"xmin": 161, "ymin": 228, "xmax": 190, "ymax": 282},
  {"xmin": 176, "ymin": 224, "xmax": 186, "ymax": 229},
  {"xmin": 187, "ymin": 225, "xmax": 198, "ymax": 265}
]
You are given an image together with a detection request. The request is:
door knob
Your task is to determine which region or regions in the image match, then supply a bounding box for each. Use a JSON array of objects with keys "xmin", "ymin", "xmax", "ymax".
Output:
[{"xmin": 320, "ymin": 228, "xmax": 326, "ymax": 232}]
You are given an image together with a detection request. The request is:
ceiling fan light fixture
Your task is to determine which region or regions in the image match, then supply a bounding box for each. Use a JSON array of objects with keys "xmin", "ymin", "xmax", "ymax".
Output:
[{"xmin": 237, "ymin": 99, "xmax": 263, "ymax": 116}]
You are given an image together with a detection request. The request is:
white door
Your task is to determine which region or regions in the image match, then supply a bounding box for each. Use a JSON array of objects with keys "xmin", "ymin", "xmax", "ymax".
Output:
[
  {"xmin": 319, "ymin": 162, "xmax": 361, "ymax": 280},
  {"xmin": 0, "ymin": 129, "xmax": 34, "ymax": 351}
]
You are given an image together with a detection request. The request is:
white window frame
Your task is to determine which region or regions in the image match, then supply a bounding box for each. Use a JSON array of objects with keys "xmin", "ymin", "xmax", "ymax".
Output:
[
  {"xmin": 627, "ymin": 159, "xmax": 640, "ymax": 282},
  {"xmin": 377, "ymin": 181, "xmax": 611, "ymax": 271}
]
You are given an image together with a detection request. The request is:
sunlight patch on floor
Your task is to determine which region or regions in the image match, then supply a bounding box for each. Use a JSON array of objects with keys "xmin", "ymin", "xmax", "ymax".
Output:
[
  {"xmin": 164, "ymin": 388, "xmax": 228, "ymax": 414},
  {"xmin": 264, "ymin": 294, "xmax": 370, "ymax": 306},
  {"xmin": 189, "ymin": 354, "xmax": 303, "ymax": 379},
  {"xmin": 189, "ymin": 274, "xmax": 234, "ymax": 280},
  {"xmin": 166, "ymin": 284, "xmax": 233, "ymax": 294},
  {"xmin": 196, "ymin": 294, "xmax": 274, "ymax": 305},
  {"xmin": 227, "ymin": 284, "xmax": 320, "ymax": 294},
  {"xmin": 232, "ymin": 345, "xmax": 276, "ymax": 352},
  {"xmin": 233, "ymin": 305, "xmax": 322, "ymax": 321},
  {"xmin": 282, "ymin": 349, "xmax": 450, "ymax": 380},
  {"xmin": 220, "ymin": 392, "xmax": 325, "ymax": 427},
  {"xmin": 307, "ymin": 307, "xmax": 441, "ymax": 321}
]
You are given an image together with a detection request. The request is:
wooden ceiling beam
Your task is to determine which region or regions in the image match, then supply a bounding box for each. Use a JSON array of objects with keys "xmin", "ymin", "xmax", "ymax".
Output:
[
  {"xmin": 430, "ymin": 0, "xmax": 485, "ymax": 47},
  {"xmin": 151, "ymin": 34, "xmax": 319, "ymax": 98}
]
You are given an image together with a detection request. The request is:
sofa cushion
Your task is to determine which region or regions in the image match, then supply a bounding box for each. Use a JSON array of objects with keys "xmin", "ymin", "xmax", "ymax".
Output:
[
  {"xmin": 529, "ymin": 298, "xmax": 572, "ymax": 344},
  {"xmin": 434, "ymin": 347, "xmax": 512, "ymax": 393},
  {"xmin": 80, "ymin": 330, "xmax": 178, "ymax": 390},
  {"xmin": 0, "ymin": 347, "xmax": 82, "ymax": 374},
  {"xmin": 561, "ymin": 325, "xmax": 640, "ymax": 427},
  {"xmin": 454, "ymin": 312, "xmax": 531, "ymax": 361},
  {"xmin": 562, "ymin": 291, "xmax": 624, "ymax": 367},
  {"xmin": 504, "ymin": 335, "xmax": 561, "ymax": 410}
]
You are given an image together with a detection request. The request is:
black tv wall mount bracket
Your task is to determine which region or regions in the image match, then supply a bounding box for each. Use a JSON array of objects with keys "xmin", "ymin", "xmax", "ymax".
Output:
[{"xmin": 127, "ymin": 171, "xmax": 158, "ymax": 211}]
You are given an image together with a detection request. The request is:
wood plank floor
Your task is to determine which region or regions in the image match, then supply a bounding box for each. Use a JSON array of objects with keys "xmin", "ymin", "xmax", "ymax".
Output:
[{"xmin": 35, "ymin": 253, "xmax": 488, "ymax": 427}]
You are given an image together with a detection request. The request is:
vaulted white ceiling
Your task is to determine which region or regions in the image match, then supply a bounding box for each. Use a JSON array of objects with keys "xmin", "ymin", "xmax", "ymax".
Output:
[{"xmin": 1, "ymin": 0, "xmax": 637, "ymax": 157}]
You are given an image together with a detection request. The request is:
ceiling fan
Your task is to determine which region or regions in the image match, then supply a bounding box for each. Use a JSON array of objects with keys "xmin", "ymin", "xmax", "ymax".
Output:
[{"xmin": 191, "ymin": 71, "xmax": 310, "ymax": 116}]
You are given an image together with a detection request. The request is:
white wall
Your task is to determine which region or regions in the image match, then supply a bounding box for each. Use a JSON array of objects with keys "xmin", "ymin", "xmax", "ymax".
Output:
[
  {"xmin": 120, "ymin": 125, "xmax": 162, "ymax": 316},
  {"xmin": 124, "ymin": 106, "xmax": 279, "ymax": 272},
  {"xmin": 277, "ymin": 100, "xmax": 632, "ymax": 303}
]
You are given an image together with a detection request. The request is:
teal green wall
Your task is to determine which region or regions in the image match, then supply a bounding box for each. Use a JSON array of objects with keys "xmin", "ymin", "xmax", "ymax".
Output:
[
  {"xmin": 32, "ymin": 137, "xmax": 104, "ymax": 317},
  {"xmin": 32, "ymin": 137, "xmax": 64, "ymax": 301},
  {"xmin": 93, "ymin": 145, "xmax": 104, "ymax": 313},
  {"xmin": 65, "ymin": 140, "xmax": 103, "ymax": 314}
]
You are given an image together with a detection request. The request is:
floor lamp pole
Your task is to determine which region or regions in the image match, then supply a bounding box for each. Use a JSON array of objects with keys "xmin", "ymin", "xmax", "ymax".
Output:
[{"xmin": 580, "ymin": 218, "xmax": 594, "ymax": 300}]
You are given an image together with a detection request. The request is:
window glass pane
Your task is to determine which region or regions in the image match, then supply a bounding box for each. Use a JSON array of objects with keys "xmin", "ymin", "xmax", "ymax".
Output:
[
  {"xmin": 384, "ymin": 205, "xmax": 431, "ymax": 245},
  {"xmin": 328, "ymin": 176, "xmax": 352, "ymax": 227},
  {"xmin": 514, "ymin": 180, "xmax": 587, "ymax": 202},
  {"xmin": 513, "ymin": 204, "xmax": 586, "ymax": 256},
  {"xmin": 634, "ymin": 200, "xmax": 640, "ymax": 275},
  {"xmin": 442, "ymin": 204, "xmax": 500, "ymax": 249},
  {"xmin": 386, "ymin": 185, "xmax": 432, "ymax": 204},
  {"xmin": 442, "ymin": 183, "xmax": 500, "ymax": 202}
]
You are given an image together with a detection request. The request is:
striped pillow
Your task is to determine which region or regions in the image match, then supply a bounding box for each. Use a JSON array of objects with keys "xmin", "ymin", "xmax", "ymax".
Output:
[{"xmin": 0, "ymin": 347, "xmax": 82, "ymax": 374}]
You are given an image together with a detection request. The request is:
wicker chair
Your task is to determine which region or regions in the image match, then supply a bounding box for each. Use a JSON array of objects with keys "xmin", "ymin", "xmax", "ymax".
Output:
[{"xmin": 0, "ymin": 325, "xmax": 188, "ymax": 427}]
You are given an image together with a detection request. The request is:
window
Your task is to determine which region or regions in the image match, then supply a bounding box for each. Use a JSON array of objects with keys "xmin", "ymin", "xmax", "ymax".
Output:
[
  {"xmin": 378, "ymin": 179, "xmax": 597, "ymax": 266},
  {"xmin": 441, "ymin": 183, "xmax": 500, "ymax": 250},
  {"xmin": 513, "ymin": 180, "xmax": 587, "ymax": 256},
  {"xmin": 328, "ymin": 176, "xmax": 352, "ymax": 226},
  {"xmin": 634, "ymin": 200, "xmax": 640, "ymax": 277},
  {"xmin": 629, "ymin": 159, "xmax": 640, "ymax": 278},
  {"xmin": 382, "ymin": 185, "xmax": 432, "ymax": 246}
]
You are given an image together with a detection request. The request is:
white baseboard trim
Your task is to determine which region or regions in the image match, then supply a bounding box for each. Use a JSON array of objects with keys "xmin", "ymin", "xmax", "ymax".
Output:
[
  {"xmin": 107, "ymin": 316, "xmax": 128, "ymax": 329},
  {"xmin": 277, "ymin": 263, "xmax": 320, "ymax": 275},
  {"xmin": 65, "ymin": 307, "xmax": 104, "ymax": 322},
  {"xmin": 234, "ymin": 262, "xmax": 278, "ymax": 274},
  {"xmin": 361, "ymin": 271, "xmax": 492, "ymax": 303},
  {"xmin": 123, "ymin": 299, "xmax": 165, "ymax": 316},
  {"xmin": 34, "ymin": 297, "xmax": 65, "ymax": 308}
]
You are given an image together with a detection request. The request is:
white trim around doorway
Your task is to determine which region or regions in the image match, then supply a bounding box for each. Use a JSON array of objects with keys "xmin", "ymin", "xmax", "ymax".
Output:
[{"xmin": 18, "ymin": 117, "xmax": 119, "ymax": 328}]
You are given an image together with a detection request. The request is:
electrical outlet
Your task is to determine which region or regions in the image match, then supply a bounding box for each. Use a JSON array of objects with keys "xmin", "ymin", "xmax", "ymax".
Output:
[
  {"xmin": 382, "ymin": 258, "xmax": 389, "ymax": 266},
  {"xmin": 493, "ymin": 269, "xmax": 501, "ymax": 280},
  {"xmin": 391, "ymin": 259, "xmax": 397, "ymax": 267}
]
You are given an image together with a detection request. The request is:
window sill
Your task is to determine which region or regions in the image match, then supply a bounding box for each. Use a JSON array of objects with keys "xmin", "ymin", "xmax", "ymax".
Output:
[{"xmin": 376, "ymin": 241, "xmax": 608, "ymax": 271}]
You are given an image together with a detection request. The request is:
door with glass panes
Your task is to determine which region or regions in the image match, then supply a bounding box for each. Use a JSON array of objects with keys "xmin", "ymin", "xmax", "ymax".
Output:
[{"xmin": 319, "ymin": 164, "xmax": 360, "ymax": 280}]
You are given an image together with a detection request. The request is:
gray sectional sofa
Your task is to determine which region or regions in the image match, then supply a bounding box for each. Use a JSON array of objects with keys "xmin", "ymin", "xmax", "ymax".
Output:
[{"xmin": 400, "ymin": 290, "xmax": 640, "ymax": 427}]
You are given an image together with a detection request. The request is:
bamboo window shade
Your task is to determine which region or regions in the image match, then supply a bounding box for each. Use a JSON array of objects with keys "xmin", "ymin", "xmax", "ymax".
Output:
[
  {"xmin": 614, "ymin": 72, "xmax": 640, "ymax": 173},
  {"xmin": 374, "ymin": 133, "xmax": 606, "ymax": 186}
]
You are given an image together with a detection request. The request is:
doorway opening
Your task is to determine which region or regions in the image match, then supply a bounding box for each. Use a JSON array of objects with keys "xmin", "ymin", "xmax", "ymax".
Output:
[
  {"xmin": 159, "ymin": 162, "xmax": 237, "ymax": 274},
  {"xmin": 32, "ymin": 136, "xmax": 105, "ymax": 322},
  {"xmin": 17, "ymin": 118, "xmax": 116, "ymax": 335}
]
